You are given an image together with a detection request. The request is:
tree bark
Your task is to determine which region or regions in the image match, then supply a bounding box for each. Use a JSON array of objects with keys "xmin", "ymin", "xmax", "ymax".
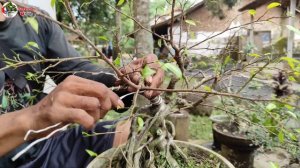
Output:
[
  {"xmin": 287, "ymin": 0, "xmax": 296, "ymax": 58},
  {"xmin": 133, "ymin": 0, "xmax": 154, "ymax": 58},
  {"xmin": 113, "ymin": 1, "xmax": 122, "ymax": 60}
]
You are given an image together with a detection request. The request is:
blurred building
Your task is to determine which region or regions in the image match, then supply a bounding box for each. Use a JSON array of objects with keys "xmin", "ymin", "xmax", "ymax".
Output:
[{"xmin": 151, "ymin": 0, "xmax": 300, "ymax": 58}]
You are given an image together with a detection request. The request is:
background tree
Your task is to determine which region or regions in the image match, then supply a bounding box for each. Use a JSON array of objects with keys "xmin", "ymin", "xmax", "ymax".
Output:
[
  {"xmin": 113, "ymin": 0, "xmax": 124, "ymax": 59},
  {"xmin": 56, "ymin": 0, "xmax": 115, "ymax": 53},
  {"xmin": 133, "ymin": 0, "xmax": 154, "ymax": 57}
]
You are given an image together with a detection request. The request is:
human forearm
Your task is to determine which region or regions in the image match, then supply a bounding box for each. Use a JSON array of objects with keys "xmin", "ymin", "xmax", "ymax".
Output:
[
  {"xmin": 0, "ymin": 75, "xmax": 124, "ymax": 157},
  {"xmin": 0, "ymin": 106, "xmax": 36, "ymax": 157}
]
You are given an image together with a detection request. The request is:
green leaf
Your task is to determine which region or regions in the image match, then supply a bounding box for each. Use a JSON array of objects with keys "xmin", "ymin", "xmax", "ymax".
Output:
[
  {"xmin": 278, "ymin": 130, "xmax": 284, "ymax": 143},
  {"xmin": 203, "ymin": 85, "xmax": 212, "ymax": 92},
  {"xmin": 295, "ymin": 65, "xmax": 300, "ymax": 73},
  {"xmin": 159, "ymin": 62, "xmax": 165, "ymax": 69},
  {"xmin": 25, "ymin": 17, "xmax": 39, "ymax": 34},
  {"xmin": 85, "ymin": 149, "xmax": 98, "ymax": 157},
  {"xmin": 250, "ymin": 69, "xmax": 256, "ymax": 76},
  {"xmin": 286, "ymin": 25, "xmax": 300, "ymax": 36},
  {"xmin": 80, "ymin": 1, "xmax": 94, "ymax": 8},
  {"xmin": 117, "ymin": 0, "xmax": 125, "ymax": 6},
  {"xmin": 142, "ymin": 65, "xmax": 156, "ymax": 79},
  {"xmin": 281, "ymin": 57, "xmax": 299, "ymax": 70},
  {"xmin": 248, "ymin": 9, "xmax": 256, "ymax": 16},
  {"xmin": 270, "ymin": 162, "xmax": 279, "ymax": 168},
  {"xmin": 25, "ymin": 41, "xmax": 39, "ymax": 49},
  {"xmin": 113, "ymin": 56, "xmax": 121, "ymax": 67},
  {"xmin": 82, "ymin": 131, "xmax": 91, "ymax": 137},
  {"xmin": 288, "ymin": 76, "xmax": 296, "ymax": 82},
  {"xmin": 285, "ymin": 104, "xmax": 294, "ymax": 111},
  {"xmin": 103, "ymin": 124, "xmax": 116, "ymax": 129},
  {"xmin": 1, "ymin": 92, "xmax": 8, "ymax": 110},
  {"xmin": 163, "ymin": 63, "xmax": 183, "ymax": 79},
  {"xmin": 286, "ymin": 111, "xmax": 297, "ymax": 119},
  {"xmin": 267, "ymin": 2, "xmax": 281, "ymax": 9},
  {"xmin": 248, "ymin": 53, "xmax": 260, "ymax": 58},
  {"xmin": 266, "ymin": 103, "xmax": 277, "ymax": 111},
  {"xmin": 295, "ymin": 128, "xmax": 300, "ymax": 133},
  {"xmin": 189, "ymin": 32, "xmax": 196, "ymax": 39},
  {"xmin": 264, "ymin": 52, "xmax": 272, "ymax": 56},
  {"xmin": 51, "ymin": 0, "xmax": 56, "ymax": 8},
  {"xmin": 25, "ymin": 72, "xmax": 36, "ymax": 80},
  {"xmin": 251, "ymin": 114, "xmax": 260, "ymax": 123},
  {"xmin": 185, "ymin": 19, "xmax": 196, "ymax": 26},
  {"xmin": 295, "ymin": 72, "xmax": 300, "ymax": 77},
  {"xmin": 157, "ymin": 39, "xmax": 162, "ymax": 48},
  {"xmin": 183, "ymin": 47, "xmax": 189, "ymax": 56},
  {"xmin": 197, "ymin": 61, "xmax": 207, "ymax": 67},
  {"xmin": 288, "ymin": 133, "xmax": 298, "ymax": 141},
  {"xmin": 280, "ymin": 57, "xmax": 300, "ymax": 63},
  {"xmin": 224, "ymin": 55, "xmax": 231, "ymax": 65},
  {"xmin": 137, "ymin": 117, "xmax": 144, "ymax": 131},
  {"xmin": 98, "ymin": 36, "xmax": 109, "ymax": 41}
]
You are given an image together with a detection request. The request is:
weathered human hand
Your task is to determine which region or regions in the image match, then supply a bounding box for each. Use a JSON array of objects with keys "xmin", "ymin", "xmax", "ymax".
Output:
[
  {"xmin": 119, "ymin": 54, "xmax": 164, "ymax": 98},
  {"xmin": 31, "ymin": 75, "xmax": 124, "ymax": 130}
]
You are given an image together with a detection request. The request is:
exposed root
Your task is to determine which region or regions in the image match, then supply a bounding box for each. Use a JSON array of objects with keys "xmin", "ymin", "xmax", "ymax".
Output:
[
  {"xmin": 145, "ymin": 146, "xmax": 155, "ymax": 167},
  {"xmin": 133, "ymin": 150, "xmax": 142, "ymax": 168}
]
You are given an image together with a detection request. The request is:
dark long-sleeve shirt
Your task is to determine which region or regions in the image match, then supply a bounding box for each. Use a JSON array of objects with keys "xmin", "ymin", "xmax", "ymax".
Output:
[
  {"xmin": 0, "ymin": 11, "xmax": 117, "ymax": 87},
  {"xmin": 0, "ymin": 11, "xmax": 125, "ymax": 112},
  {"xmin": 0, "ymin": 11, "xmax": 130, "ymax": 167}
]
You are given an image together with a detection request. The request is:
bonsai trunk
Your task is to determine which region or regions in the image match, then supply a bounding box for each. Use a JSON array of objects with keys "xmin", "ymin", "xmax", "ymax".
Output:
[{"xmin": 121, "ymin": 97, "xmax": 189, "ymax": 168}]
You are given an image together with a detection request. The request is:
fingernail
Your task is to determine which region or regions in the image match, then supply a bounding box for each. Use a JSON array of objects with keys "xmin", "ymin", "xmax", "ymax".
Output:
[
  {"xmin": 145, "ymin": 91, "xmax": 153, "ymax": 98},
  {"xmin": 117, "ymin": 99, "xmax": 125, "ymax": 109},
  {"xmin": 134, "ymin": 74, "xmax": 141, "ymax": 83},
  {"xmin": 149, "ymin": 91, "xmax": 153, "ymax": 97},
  {"xmin": 146, "ymin": 76, "xmax": 153, "ymax": 83}
]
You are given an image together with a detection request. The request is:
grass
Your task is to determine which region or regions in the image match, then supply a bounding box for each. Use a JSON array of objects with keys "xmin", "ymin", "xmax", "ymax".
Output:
[{"xmin": 189, "ymin": 115, "xmax": 213, "ymax": 143}]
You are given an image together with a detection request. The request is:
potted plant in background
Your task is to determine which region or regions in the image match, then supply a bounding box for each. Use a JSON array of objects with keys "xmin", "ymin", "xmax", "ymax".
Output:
[{"xmin": 211, "ymin": 70, "xmax": 300, "ymax": 168}]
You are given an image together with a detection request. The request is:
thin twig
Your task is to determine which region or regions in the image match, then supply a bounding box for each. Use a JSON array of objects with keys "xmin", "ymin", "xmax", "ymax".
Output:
[
  {"xmin": 139, "ymin": 87, "xmax": 299, "ymax": 108},
  {"xmin": 236, "ymin": 60, "xmax": 270, "ymax": 94},
  {"xmin": 83, "ymin": 131, "xmax": 122, "ymax": 137},
  {"xmin": 187, "ymin": 17, "xmax": 286, "ymax": 50},
  {"xmin": 64, "ymin": 0, "xmax": 79, "ymax": 29},
  {"xmin": 34, "ymin": 10, "xmax": 138, "ymax": 90}
]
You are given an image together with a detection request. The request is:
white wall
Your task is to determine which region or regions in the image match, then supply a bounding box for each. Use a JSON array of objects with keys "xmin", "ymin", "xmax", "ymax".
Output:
[{"xmin": 171, "ymin": 21, "xmax": 243, "ymax": 57}]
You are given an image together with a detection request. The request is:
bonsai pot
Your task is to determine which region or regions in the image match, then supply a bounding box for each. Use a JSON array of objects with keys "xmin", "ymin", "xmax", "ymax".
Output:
[
  {"xmin": 210, "ymin": 115, "xmax": 230, "ymax": 124},
  {"xmin": 213, "ymin": 123, "xmax": 259, "ymax": 168},
  {"xmin": 87, "ymin": 140, "xmax": 235, "ymax": 168},
  {"xmin": 210, "ymin": 115, "xmax": 230, "ymax": 150}
]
